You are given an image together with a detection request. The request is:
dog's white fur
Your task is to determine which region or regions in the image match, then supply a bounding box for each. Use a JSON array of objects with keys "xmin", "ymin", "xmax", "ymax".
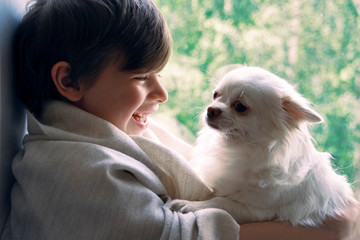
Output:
[{"xmin": 171, "ymin": 66, "xmax": 356, "ymax": 226}]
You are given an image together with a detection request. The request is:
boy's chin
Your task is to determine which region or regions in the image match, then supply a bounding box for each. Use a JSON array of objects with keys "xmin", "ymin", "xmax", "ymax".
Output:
[{"xmin": 125, "ymin": 119, "xmax": 149, "ymax": 136}]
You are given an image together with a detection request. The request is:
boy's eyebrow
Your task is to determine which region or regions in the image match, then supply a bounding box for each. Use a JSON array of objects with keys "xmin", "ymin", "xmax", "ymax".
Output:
[{"xmin": 129, "ymin": 69, "xmax": 161, "ymax": 75}]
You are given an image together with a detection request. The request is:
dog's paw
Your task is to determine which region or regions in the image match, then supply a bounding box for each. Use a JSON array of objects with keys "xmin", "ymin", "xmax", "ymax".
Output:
[{"xmin": 168, "ymin": 199, "xmax": 206, "ymax": 213}]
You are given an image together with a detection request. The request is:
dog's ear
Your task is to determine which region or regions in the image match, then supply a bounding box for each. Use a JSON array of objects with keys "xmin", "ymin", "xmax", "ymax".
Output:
[{"xmin": 282, "ymin": 96, "xmax": 323, "ymax": 125}]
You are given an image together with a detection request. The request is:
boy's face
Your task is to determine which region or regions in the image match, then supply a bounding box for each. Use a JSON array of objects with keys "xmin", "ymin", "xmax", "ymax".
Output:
[{"xmin": 75, "ymin": 61, "xmax": 168, "ymax": 135}]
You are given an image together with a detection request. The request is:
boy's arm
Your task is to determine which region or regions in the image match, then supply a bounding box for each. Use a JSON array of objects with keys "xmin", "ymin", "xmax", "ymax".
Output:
[
  {"xmin": 240, "ymin": 203, "xmax": 360, "ymax": 240},
  {"xmin": 240, "ymin": 221, "xmax": 338, "ymax": 240},
  {"xmin": 11, "ymin": 141, "xmax": 239, "ymax": 240}
]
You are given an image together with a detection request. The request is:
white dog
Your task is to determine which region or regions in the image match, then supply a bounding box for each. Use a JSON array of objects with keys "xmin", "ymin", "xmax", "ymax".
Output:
[{"xmin": 171, "ymin": 66, "xmax": 356, "ymax": 226}]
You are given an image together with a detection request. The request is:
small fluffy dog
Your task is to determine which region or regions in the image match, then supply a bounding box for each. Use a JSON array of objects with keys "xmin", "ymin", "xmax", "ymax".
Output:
[{"xmin": 171, "ymin": 66, "xmax": 356, "ymax": 226}]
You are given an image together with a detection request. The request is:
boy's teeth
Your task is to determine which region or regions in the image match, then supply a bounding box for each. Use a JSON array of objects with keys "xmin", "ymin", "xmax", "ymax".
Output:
[{"xmin": 133, "ymin": 113, "xmax": 147, "ymax": 122}]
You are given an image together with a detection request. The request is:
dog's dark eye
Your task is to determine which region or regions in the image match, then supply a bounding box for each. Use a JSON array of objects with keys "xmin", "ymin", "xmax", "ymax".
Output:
[
  {"xmin": 213, "ymin": 90, "xmax": 219, "ymax": 100},
  {"xmin": 234, "ymin": 101, "xmax": 248, "ymax": 113}
]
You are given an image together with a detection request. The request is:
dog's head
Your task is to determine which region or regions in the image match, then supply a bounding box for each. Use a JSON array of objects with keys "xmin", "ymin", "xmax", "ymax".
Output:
[{"xmin": 204, "ymin": 66, "xmax": 323, "ymax": 142}]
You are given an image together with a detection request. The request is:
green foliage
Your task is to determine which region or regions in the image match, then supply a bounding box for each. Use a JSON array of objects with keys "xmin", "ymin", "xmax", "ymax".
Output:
[{"xmin": 153, "ymin": 0, "xmax": 360, "ymax": 184}]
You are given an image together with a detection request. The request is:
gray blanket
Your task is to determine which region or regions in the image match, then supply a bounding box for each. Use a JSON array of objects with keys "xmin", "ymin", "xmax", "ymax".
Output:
[{"xmin": 6, "ymin": 101, "xmax": 239, "ymax": 240}]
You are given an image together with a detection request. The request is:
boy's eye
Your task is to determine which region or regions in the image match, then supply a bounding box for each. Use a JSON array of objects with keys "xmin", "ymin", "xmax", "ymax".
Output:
[
  {"xmin": 134, "ymin": 76, "xmax": 148, "ymax": 81},
  {"xmin": 134, "ymin": 73, "xmax": 161, "ymax": 81}
]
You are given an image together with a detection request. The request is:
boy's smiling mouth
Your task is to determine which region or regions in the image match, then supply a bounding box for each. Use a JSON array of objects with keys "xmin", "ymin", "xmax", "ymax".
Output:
[
  {"xmin": 132, "ymin": 113, "xmax": 148, "ymax": 123},
  {"xmin": 131, "ymin": 108, "xmax": 157, "ymax": 132}
]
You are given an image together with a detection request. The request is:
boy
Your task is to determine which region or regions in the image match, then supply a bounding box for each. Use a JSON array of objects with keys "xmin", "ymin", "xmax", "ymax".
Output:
[
  {"xmin": 9, "ymin": 0, "xmax": 239, "ymax": 239},
  {"xmin": 6, "ymin": 0, "xmax": 353, "ymax": 239}
]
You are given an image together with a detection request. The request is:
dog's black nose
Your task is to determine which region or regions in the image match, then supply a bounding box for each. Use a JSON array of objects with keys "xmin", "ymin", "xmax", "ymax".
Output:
[{"xmin": 207, "ymin": 107, "xmax": 222, "ymax": 119}]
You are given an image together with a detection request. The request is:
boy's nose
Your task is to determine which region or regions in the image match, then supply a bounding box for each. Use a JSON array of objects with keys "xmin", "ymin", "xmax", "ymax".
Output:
[{"xmin": 150, "ymin": 76, "xmax": 168, "ymax": 103}]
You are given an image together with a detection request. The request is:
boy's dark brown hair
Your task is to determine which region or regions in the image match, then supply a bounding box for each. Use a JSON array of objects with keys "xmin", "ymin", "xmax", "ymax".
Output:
[{"xmin": 14, "ymin": 0, "xmax": 172, "ymax": 117}]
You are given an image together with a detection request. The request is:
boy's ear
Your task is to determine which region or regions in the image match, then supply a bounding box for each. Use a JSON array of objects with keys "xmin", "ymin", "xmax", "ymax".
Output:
[{"xmin": 51, "ymin": 61, "xmax": 83, "ymax": 102}]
